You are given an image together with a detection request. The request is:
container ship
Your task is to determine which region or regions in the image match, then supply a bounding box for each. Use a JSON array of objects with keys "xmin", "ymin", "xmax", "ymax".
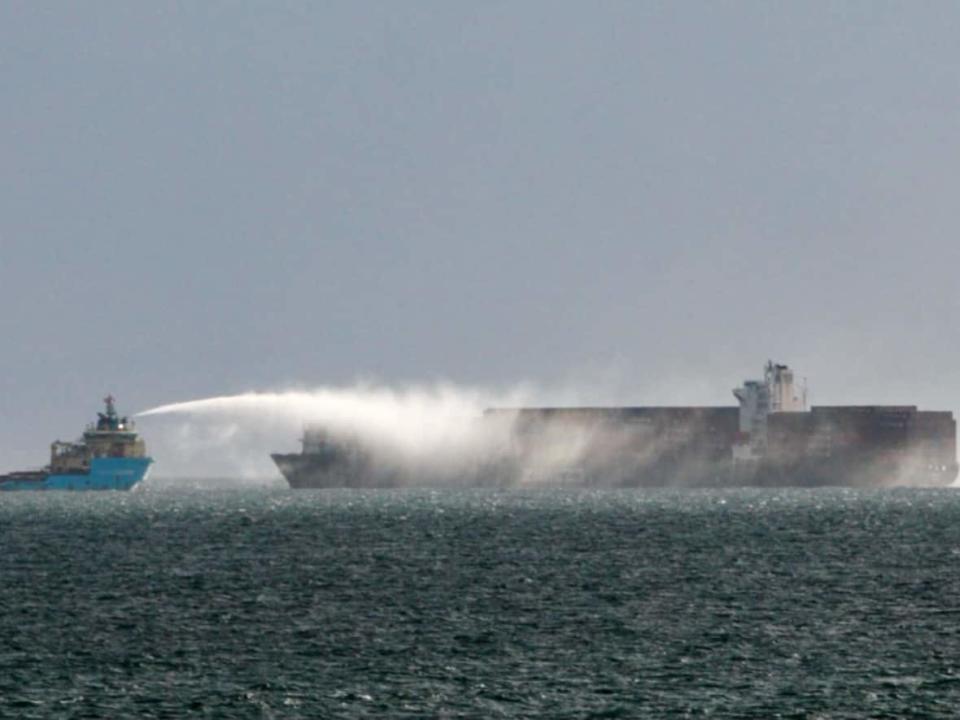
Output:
[
  {"xmin": 0, "ymin": 396, "xmax": 153, "ymax": 491},
  {"xmin": 271, "ymin": 362, "xmax": 958, "ymax": 489}
]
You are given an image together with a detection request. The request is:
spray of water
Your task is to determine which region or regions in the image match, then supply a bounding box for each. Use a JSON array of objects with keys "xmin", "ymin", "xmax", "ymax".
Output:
[
  {"xmin": 134, "ymin": 381, "xmax": 730, "ymax": 488},
  {"xmin": 136, "ymin": 383, "xmax": 535, "ymax": 483},
  {"xmin": 136, "ymin": 377, "xmax": 960, "ymax": 488}
]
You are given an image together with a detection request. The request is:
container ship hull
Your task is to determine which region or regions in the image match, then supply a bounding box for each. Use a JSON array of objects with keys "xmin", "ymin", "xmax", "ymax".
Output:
[
  {"xmin": 270, "ymin": 363, "xmax": 959, "ymax": 490},
  {"xmin": 270, "ymin": 433, "xmax": 958, "ymax": 489}
]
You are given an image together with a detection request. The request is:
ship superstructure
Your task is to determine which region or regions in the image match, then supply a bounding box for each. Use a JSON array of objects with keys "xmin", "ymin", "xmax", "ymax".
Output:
[
  {"xmin": 732, "ymin": 361, "xmax": 806, "ymax": 464},
  {"xmin": 0, "ymin": 396, "xmax": 153, "ymax": 491},
  {"xmin": 270, "ymin": 363, "xmax": 958, "ymax": 489}
]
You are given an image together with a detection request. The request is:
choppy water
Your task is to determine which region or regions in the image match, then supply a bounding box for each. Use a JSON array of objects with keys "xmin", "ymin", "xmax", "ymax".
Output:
[{"xmin": 2, "ymin": 487, "xmax": 960, "ymax": 718}]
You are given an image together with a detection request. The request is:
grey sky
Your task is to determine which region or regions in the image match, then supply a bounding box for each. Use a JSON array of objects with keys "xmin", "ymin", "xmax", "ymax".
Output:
[{"xmin": 2, "ymin": 2, "xmax": 960, "ymax": 472}]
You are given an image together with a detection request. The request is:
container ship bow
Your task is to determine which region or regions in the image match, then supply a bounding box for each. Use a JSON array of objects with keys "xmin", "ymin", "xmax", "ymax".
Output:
[
  {"xmin": 271, "ymin": 362, "xmax": 958, "ymax": 489},
  {"xmin": 0, "ymin": 396, "xmax": 153, "ymax": 491}
]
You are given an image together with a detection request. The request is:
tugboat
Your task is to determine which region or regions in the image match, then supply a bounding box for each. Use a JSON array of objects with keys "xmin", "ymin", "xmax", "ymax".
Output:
[{"xmin": 0, "ymin": 396, "xmax": 153, "ymax": 491}]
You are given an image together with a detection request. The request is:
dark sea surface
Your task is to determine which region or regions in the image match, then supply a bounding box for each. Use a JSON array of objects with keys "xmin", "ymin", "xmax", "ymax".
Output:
[{"xmin": 2, "ymin": 487, "xmax": 960, "ymax": 718}]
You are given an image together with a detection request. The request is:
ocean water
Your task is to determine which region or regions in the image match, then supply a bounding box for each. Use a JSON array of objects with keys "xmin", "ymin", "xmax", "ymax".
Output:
[{"xmin": 1, "ymin": 487, "xmax": 959, "ymax": 718}]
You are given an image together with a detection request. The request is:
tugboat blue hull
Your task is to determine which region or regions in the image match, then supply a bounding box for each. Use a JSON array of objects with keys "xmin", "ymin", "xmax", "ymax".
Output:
[{"xmin": 0, "ymin": 457, "xmax": 152, "ymax": 491}]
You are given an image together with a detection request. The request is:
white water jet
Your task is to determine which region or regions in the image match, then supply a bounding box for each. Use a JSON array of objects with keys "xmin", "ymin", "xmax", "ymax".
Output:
[{"xmin": 136, "ymin": 383, "xmax": 533, "ymax": 482}]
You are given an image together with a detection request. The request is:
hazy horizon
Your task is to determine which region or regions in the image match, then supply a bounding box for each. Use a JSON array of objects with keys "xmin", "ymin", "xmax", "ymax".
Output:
[{"xmin": 3, "ymin": 3, "xmax": 960, "ymax": 474}]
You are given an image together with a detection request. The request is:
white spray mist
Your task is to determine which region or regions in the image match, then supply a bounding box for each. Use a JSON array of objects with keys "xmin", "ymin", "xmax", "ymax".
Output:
[{"xmin": 136, "ymin": 382, "xmax": 534, "ymax": 484}]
